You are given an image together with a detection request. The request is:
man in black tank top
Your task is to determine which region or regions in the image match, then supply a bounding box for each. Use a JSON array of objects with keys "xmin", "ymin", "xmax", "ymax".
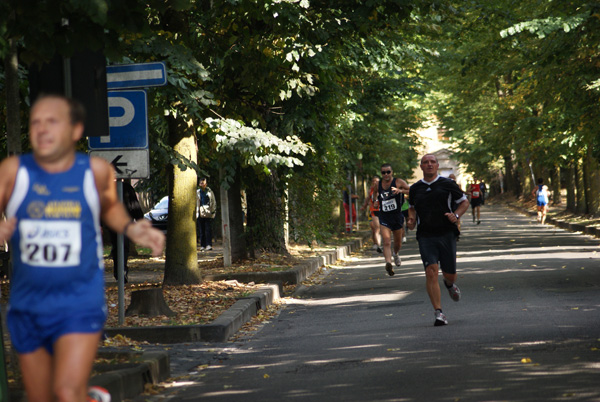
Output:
[{"xmin": 375, "ymin": 163, "xmax": 410, "ymax": 276}]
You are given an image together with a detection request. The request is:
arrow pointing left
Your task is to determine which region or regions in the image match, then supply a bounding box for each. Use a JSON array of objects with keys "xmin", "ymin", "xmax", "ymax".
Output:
[{"xmin": 111, "ymin": 155, "xmax": 127, "ymax": 174}]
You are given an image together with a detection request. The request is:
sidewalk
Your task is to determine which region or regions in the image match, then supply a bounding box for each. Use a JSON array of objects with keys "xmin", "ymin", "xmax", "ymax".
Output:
[
  {"xmin": 507, "ymin": 201, "xmax": 600, "ymax": 238},
  {"xmin": 91, "ymin": 232, "xmax": 371, "ymax": 402}
]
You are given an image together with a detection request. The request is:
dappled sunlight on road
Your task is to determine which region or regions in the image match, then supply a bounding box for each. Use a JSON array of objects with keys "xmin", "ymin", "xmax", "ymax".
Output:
[{"xmin": 285, "ymin": 290, "xmax": 412, "ymax": 306}]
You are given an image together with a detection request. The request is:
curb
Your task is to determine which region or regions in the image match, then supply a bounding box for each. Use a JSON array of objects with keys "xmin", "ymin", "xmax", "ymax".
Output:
[
  {"xmin": 94, "ymin": 232, "xmax": 371, "ymax": 401},
  {"xmin": 89, "ymin": 351, "xmax": 170, "ymax": 402},
  {"xmin": 203, "ymin": 232, "xmax": 370, "ymax": 284}
]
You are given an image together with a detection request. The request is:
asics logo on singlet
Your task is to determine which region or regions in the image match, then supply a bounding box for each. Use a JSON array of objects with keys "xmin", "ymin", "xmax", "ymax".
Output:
[
  {"xmin": 24, "ymin": 226, "xmax": 69, "ymax": 239},
  {"xmin": 24, "ymin": 225, "xmax": 41, "ymax": 239}
]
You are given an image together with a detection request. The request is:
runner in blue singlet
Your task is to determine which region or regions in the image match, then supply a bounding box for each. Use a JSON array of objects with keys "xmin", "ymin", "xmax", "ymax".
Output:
[
  {"xmin": 532, "ymin": 178, "xmax": 549, "ymax": 224},
  {"xmin": 0, "ymin": 95, "xmax": 165, "ymax": 402}
]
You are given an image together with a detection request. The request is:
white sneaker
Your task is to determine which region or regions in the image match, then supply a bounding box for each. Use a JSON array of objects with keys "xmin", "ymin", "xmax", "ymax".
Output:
[
  {"xmin": 402, "ymin": 236, "xmax": 407, "ymax": 243},
  {"xmin": 205, "ymin": 245, "xmax": 213, "ymax": 251},
  {"xmin": 88, "ymin": 386, "xmax": 111, "ymax": 402},
  {"xmin": 434, "ymin": 310, "xmax": 448, "ymax": 326},
  {"xmin": 393, "ymin": 253, "xmax": 401, "ymax": 267},
  {"xmin": 199, "ymin": 246, "xmax": 205, "ymax": 251}
]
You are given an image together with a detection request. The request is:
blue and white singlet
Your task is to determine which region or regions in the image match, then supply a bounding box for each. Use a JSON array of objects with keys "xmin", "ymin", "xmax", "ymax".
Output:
[{"xmin": 6, "ymin": 153, "xmax": 105, "ymax": 314}]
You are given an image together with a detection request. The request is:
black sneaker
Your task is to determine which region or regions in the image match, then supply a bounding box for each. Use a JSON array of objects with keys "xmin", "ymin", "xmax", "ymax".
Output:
[
  {"xmin": 376, "ymin": 246, "xmax": 383, "ymax": 253},
  {"xmin": 385, "ymin": 262, "xmax": 394, "ymax": 276},
  {"xmin": 434, "ymin": 310, "xmax": 448, "ymax": 326}
]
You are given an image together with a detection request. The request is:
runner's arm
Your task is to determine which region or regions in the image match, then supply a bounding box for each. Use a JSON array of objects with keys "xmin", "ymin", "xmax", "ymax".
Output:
[
  {"xmin": 91, "ymin": 157, "xmax": 165, "ymax": 257},
  {"xmin": 0, "ymin": 157, "xmax": 20, "ymax": 243}
]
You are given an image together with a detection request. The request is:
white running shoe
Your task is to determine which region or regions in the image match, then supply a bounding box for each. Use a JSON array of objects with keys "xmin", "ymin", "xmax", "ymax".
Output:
[
  {"xmin": 205, "ymin": 245, "xmax": 213, "ymax": 251},
  {"xmin": 434, "ymin": 310, "xmax": 448, "ymax": 326},
  {"xmin": 393, "ymin": 253, "xmax": 401, "ymax": 267},
  {"xmin": 88, "ymin": 386, "xmax": 111, "ymax": 402},
  {"xmin": 448, "ymin": 283, "xmax": 461, "ymax": 302}
]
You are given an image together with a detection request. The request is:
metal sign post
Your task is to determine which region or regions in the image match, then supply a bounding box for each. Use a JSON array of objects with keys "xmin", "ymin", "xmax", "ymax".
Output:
[
  {"xmin": 0, "ymin": 311, "xmax": 9, "ymax": 402},
  {"xmin": 116, "ymin": 180, "xmax": 126, "ymax": 325}
]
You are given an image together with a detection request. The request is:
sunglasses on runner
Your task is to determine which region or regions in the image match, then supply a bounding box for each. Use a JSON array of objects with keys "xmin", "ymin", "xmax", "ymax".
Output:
[{"xmin": 381, "ymin": 170, "xmax": 392, "ymax": 174}]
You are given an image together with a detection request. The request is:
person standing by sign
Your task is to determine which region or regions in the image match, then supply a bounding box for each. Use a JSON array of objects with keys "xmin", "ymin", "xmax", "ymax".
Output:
[
  {"xmin": 197, "ymin": 177, "xmax": 217, "ymax": 251},
  {"xmin": 0, "ymin": 94, "xmax": 165, "ymax": 402},
  {"xmin": 108, "ymin": 179, "xmax": 144, "ymax": 283}
]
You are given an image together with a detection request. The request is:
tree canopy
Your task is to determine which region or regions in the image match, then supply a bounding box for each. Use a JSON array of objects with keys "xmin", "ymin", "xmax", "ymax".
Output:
[{"xmin": 2, "ymin": 0, "xmax": 600, "ymax": 283}]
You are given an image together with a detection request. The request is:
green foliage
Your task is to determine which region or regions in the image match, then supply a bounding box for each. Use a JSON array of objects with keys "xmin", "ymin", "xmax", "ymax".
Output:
[
  {"xmin": 422, "ymin": 0, "xmax": 600, "ymax": 196},
  {"xmin": 207, "ymin": 117, "xmax": 312, "ymax": 171}
]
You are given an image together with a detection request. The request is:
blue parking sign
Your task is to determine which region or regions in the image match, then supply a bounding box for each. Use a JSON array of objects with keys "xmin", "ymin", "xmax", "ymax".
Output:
[{"xmin": 88, "ymin": 90, "xmax": 148, "ymax": 150}]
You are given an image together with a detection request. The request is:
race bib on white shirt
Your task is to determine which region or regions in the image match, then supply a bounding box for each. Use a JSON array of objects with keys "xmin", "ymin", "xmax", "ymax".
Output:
[
  {"xmin": 19, "ymin": 220, "xmax": 81, "ymax": 267},
  {"xmin": 381, "ymin": 198, "xmax": 398, "ymax": 212}
]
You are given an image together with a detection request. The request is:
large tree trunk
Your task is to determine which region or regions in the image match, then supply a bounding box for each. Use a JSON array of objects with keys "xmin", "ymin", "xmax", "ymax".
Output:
[
  {"xmin": 584, "ymin": 146, "xmax": 600, "ymax": 215},
  {"xmin": 4, "ymin": 37, "xmax": 21, "ymax": 156},
  {"xmin": 227, "ymin": 173, "xmax": 247, "ymax": 262},
  {"xmin": 550, "ymin": 166, "xmax": 561, "ymax": 205},
  {"xmin": 163, "ymin": 115, "xmax": 202, "ymax": 285},
  {"xmin": 503, "ymin": 154, "xmax": 517, "ymax": 196},
  {"xmin": 245, "ymin": 171, "xmax": 287, "ymax": 257},
  {"xmin": 575, "ymin": 155, "xmax": 587, "ymax": 214},
  {"xmin": 564, "ymin": 165, "xmax": 576, "ymax": 212}
]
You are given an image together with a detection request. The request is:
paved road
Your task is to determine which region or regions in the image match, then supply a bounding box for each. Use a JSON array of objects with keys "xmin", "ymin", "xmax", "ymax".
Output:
[{"xmin": 145, "ymin": 204, "xmax": 600, "ymax": 402}]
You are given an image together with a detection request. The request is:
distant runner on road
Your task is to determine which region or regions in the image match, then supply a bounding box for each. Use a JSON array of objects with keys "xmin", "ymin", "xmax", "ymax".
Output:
[
  {"xmin": 467, "ymin": 180, "xmax": 483, "ymax": 225},
  {"xmin": 407, "ymin": 154, "xmax": 469, "ymax": 326},
  {"xmin": 375, "ymin": 164, "xmax": 409, "ymax": 277},
  {"xmin": 532, "ymin": 178, "xmax": 550, "ymax": 224}
]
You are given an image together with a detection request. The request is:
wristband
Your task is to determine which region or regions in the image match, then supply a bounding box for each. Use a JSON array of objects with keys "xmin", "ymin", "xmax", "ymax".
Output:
[
  {"xmin": 123, "ymin": 220, "xmax": 134, "ymax": 236},
  {"xmin": 455, "ymin": 214, "xmax": 460, "ymax": 219}
]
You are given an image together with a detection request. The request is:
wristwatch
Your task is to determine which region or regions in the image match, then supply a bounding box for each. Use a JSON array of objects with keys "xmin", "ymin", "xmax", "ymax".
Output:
[{"xmin": 455, "ymin": 214, "xmax": 460, "ymax": 219}]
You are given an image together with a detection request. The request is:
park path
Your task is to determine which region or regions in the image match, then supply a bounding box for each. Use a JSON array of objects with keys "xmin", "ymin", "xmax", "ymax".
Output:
[{"xmin": 137, "ymin": 204, "xmax": 600, "ymax": 402}]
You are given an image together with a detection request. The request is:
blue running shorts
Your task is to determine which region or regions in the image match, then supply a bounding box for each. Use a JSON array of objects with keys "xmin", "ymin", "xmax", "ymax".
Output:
[
  {"xmin": 7, "ymin": 307, "xmax": 107, "ymax": 354},
  {"xmin": 417, "ymin": 231, "xmax": 458, "ymax": 274}
]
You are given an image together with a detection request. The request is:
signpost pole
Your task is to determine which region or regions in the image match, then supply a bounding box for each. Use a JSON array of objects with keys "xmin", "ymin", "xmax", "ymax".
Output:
[
  {"xmin": 116, "ymin": 180, "xmax": 126, "ymax": 325},
  {"xmin": 0, "ymin": 310, "xmax": 9, "ymax": 402}
]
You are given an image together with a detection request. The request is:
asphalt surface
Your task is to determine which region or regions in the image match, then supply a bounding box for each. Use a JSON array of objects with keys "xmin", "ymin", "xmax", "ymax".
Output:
[{"xmin": 134, "ymin": 204, "xmax": 600, "ymax": 402}]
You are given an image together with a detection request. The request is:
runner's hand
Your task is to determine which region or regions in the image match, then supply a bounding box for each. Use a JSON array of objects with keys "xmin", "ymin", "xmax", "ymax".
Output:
[
  {"xmin": 0, "ymin": 217, "xmax": 17, "ymax": 243},
  {"xmin": 126, "ymin": 220, "xmax": 166, "ymax": 257}
]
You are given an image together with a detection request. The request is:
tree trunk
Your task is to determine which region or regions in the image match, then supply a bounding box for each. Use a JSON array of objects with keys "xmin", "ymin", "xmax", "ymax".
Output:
[
  {"xmin": 227, "ymin": 173, "xmax": 247, "ymax": 262},
  {"xmin": 503, "ymin": 154, "xmax": 517, "ymax": 196},
  {"xmin": 585, "ymin": 146, "xmax": 600, "ymax": 215},
  {"xmin": 575, "ymin": 155, "xmax": 587, "ymax": 214},
  {"xmin": 564, "ymin": 165, "xmax": 576, "ymax": 212},
  {"xmin": 126, "ymin": 288, "xmax": 175, "ymax": 317},
  {"xmin": 245, "ymin": 170, "xmax": 287, "ymax": 257},
  {"xmin": 550, "ymin": 166, "xmax": 561, "ymax": 205},
  {"xmin": 163, "ymin": 115, "xmax": 202, "ymax": 285},
  {"xmin": 4, "ymin": 37, "xmax": 21, "ymax": 156}
]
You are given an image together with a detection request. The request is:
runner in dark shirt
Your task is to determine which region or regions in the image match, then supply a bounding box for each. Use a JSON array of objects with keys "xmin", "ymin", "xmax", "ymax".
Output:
[{"xmin": 407, "ymin": 154, "xmax": 469, "ymax": 326}]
